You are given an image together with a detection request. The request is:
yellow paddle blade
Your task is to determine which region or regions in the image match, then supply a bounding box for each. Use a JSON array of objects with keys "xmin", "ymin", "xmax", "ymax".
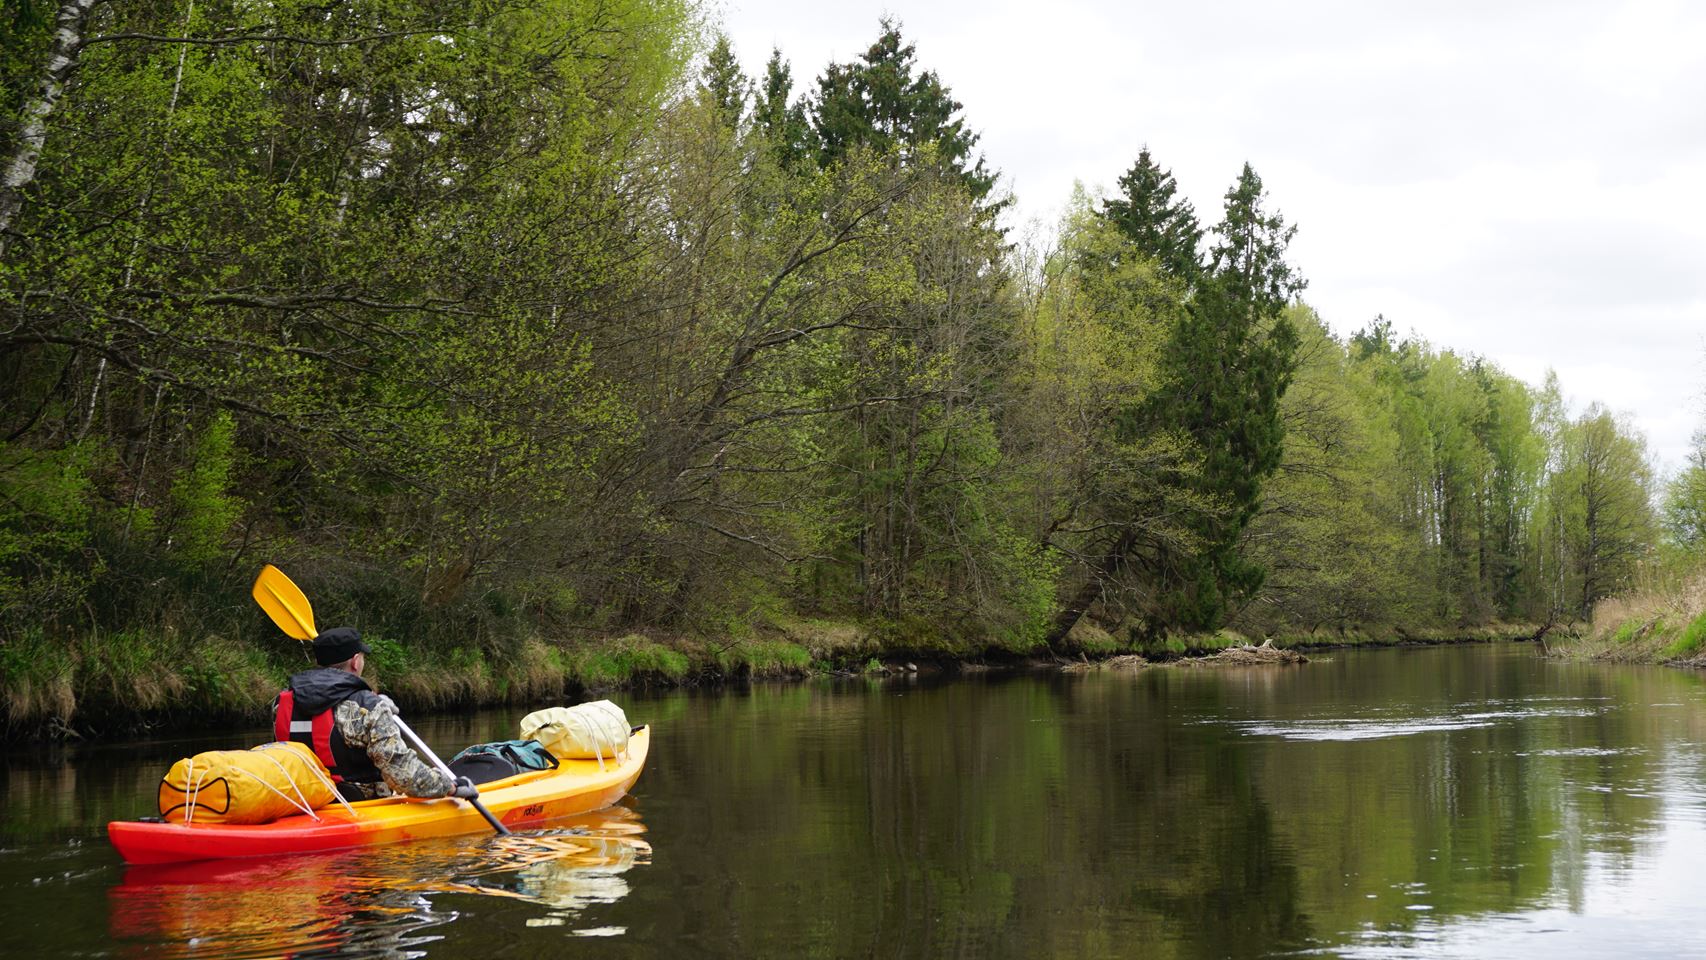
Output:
[{"xmin": 252, "ymin": 565, "xmax": 318, "ymax": 640}]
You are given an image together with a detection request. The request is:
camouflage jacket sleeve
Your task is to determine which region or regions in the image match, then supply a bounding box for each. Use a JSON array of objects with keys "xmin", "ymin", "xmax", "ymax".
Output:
[{"xmin": 334, "ymin": 698, "xmax": 453, "ymax": 799}]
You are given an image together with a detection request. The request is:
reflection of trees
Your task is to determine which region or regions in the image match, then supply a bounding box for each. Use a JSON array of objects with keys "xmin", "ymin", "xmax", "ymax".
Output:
[
  {"xmin": 4, "ymin": 736, "xmax": 234, "ymax": 841},
  {"xmin": 1180, "ymin": 648, "xmax": 1706, "ymax": 939},
  {"xmin": 45, "ymin": 644, "xmax": 1706, "ymax": 957},
  {"xmin": 647, "ymin": 675, "xmax": 1311, "ymax": 958},
  {"xmin": 639, "ymin": 646, "xmax": 1706, "ymax": 958}
]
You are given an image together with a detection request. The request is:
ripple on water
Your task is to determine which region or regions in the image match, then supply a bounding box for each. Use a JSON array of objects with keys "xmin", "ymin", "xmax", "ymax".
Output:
[
  {"xmin": 1228, "ymin": 704, "xmax": 1602, "ymax": 742},
  {"xmin": 1232, "ymin": 717, "xmax": 1501, "ymax": 741}
]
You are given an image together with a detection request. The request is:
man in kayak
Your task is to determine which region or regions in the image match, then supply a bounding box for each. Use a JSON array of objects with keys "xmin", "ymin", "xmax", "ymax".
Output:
[{"xmin": 273, "ymin": 626, "xmax": 477, "ymax": 802}]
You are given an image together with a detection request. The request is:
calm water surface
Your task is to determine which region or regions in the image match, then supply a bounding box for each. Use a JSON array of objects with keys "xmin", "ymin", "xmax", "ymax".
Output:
[{"xmin": 7, "ymin": 642, "xmax": 1706, "ymax": 958}]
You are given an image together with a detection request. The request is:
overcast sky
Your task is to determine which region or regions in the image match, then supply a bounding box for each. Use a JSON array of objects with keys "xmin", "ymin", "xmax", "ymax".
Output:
[{"xmin": 716, "ymin": 0, "xmax": 1706, "ymax": 472}]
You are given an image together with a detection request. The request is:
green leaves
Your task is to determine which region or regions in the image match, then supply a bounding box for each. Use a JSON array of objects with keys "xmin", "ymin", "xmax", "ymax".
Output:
[
  {"xmin": 0, "ymin": 0, "xmax": 1670, "ymax": 669},
  {"xmin": 165, "ymin": 412, "xmax": 242, "ymax": 569},
  {"xmin": 0, "ymin": 441, "xmax": 94, "ymax": 628},
  {"xmin": 1662, "ymin": 429, "xmax": 1706, "ymax": 553}
]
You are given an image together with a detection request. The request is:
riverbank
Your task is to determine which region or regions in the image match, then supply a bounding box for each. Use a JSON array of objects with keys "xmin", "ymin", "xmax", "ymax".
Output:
[
  {"xmin": 0, "ymin": 617, "xmax": 1542, "ymax": 742},
  {"xmin": 1541, "ymin": 571, "xmax": 1706, "ymax": 667}
]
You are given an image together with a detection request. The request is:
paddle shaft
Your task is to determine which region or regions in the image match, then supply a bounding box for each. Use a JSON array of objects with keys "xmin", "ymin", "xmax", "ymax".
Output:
[{"xmin": 394, "ymin": 717, "xmax": 511, "ymax": 836}]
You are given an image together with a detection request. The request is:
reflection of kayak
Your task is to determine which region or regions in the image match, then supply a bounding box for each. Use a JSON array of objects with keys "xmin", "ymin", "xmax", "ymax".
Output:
[
  {"xmin": 108, "ymin": 725, "xmax": 649, "ymax": 864},
  {"xmin": 111, "ymin": 806, "xmax": 650, "ymax": 955},
  {"xmin": 111, "ymin": 852, "xmax": 360, "ymax": 955}
]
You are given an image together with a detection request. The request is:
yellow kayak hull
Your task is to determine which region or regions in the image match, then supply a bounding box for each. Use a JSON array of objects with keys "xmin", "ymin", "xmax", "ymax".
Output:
[{"xmin": 109, "ymin": 725, "xmax": 649, "ymax": 864}]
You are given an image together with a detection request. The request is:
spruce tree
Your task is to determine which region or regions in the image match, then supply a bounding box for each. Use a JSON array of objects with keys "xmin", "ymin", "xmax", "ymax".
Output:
[
  {"xmin": 755, "ymin": 48, "xmax": 815, "ymax": 174},
  {"xmin": 701, "ymin": 34, "xmax": 749, "ymax": 129},
  {"xmin": 1101, "ymin": 147, "xmax": 1203, "ymax": 282},
  {"xmin": 1149, "ymin": 163, "xmax": 1303, "ymax": 631},
  {"xmin": 809, "ymin": 19, "xmax": 995, "ymax": 203}
]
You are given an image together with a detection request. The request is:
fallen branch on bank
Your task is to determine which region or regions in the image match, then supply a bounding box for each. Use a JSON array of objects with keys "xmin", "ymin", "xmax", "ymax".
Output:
[
  {"xmin": 1067, "ymin": 639, "xmax": 1309, "ymax": 674},
  {"xmin": 1191, "ymin": 639, "xmax": 1309, "ymax": 666}
]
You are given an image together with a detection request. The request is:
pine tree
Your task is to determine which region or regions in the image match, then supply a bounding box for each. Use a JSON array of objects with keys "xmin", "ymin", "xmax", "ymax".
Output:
[{"xmin": 1101, "ymin": 147, "xmax": 1202, "ymax": 282}]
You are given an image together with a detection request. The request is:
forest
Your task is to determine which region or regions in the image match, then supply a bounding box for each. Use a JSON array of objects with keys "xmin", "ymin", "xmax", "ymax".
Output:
[{"xmin": 2, "ymin": 0, "xmax": 1700, "ymax": 729}]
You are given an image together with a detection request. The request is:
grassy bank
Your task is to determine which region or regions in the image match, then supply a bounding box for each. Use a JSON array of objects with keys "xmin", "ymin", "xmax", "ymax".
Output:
[
  {"xmin": 1544, "ymin": 571, "xmax": 1706, "ymax": 665},
  {"xmin": 0, "ymin": 612, "xmax": 925, "ymax": 740},
  {"xmin": 0, "ymin": 611, "xmax": 1542, "ymax": 741},
  {"xmin": 1124, "ymin": 622, "xmax": 1540, "ymax": 658}
]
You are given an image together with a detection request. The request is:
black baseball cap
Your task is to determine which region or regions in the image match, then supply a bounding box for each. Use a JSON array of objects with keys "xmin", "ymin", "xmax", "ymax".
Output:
[{"xmin": 312, "ymin": 626, "xmax": 370, "ymax": 666}]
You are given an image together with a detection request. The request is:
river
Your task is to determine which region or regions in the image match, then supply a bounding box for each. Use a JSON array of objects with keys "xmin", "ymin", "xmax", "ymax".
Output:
[{"xmin": 6, "ymin": 642, "xmax": 1706, "ymax": 958}]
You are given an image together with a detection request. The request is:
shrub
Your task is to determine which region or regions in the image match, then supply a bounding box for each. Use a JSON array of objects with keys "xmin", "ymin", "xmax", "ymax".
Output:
[
  {"xmin": 0, "ymin": 443, "xmax": 95, "ymax": 634},
  {"xmin": 165, "ymin": 413, "xmax": 243, "ymax": 569}
]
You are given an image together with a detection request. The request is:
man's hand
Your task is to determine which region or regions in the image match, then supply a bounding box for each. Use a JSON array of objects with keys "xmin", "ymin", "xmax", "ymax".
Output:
[{"xmin": 451, "ymin": 776, "xmax": 479, "ymax": 800}]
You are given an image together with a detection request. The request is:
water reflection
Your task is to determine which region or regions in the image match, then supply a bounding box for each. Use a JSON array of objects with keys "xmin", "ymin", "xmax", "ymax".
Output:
[
  {"xmin": 15, "ymin": 645, "xmax": 1706, "ymax": 957},
  {"xmin": 107, "ymin": 805, "xmax": 648, "ymax": 959}
]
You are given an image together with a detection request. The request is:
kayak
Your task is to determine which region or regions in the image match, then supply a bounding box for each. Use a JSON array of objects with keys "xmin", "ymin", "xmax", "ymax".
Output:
[{"xmin": 108, "ymin": 725, "xmax": 649, "ymax": 865}]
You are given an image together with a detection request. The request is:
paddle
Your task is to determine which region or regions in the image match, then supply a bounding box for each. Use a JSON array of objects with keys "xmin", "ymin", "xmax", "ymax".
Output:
[{"xmin": 250, "ymin": 565, "xmax": 511, "ymax": 836}]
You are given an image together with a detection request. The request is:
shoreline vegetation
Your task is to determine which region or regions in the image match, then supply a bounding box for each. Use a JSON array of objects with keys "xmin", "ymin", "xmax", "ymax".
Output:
[
  {"xmin": 1544, "ymin": 572, "xmax": 1706, "ymax": 668},
  {"xmin": 4, "ymin": 8, "xmax": 1697, "ymax": 742},
  {"xmin": 1, "ymin": 616, "xmax": 1540, "ymax": 742}
]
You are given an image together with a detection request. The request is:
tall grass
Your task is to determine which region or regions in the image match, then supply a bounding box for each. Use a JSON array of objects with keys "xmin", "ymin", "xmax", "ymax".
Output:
[
  {"xmin": 0, "ymin": 626, "xmax": 284, "ymax": 734},
  {"xmin": 1556, "ymin": 569, "xmax": 1706, "ymax": 663},
  {"xmin": 0, "ymin": 629, "xmax": 73, "ymax": 728}
]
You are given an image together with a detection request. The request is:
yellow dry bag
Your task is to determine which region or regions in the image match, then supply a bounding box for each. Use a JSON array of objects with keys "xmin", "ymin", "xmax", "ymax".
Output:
[{"xmin": 158, "ymin": 740, "xmax": 338, "ymax": 824}]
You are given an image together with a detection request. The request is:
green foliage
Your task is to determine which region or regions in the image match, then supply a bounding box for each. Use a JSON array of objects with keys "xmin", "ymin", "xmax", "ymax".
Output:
[
  {"xmin": 365, "ymin": 635, "xmax": 413, "ymax": 679},
  {"xmin": 165, "ymin": 413, "xmax": 242, "ymax": 568},
  {"xmin": 1102, "ymin": 147, "xmax": 1203, "ymax": 283},
  {"xmin": 1237, "ymin": 310, "xmax": 1422, "ymax": 633},
  {"xmin": 0, "ymin": 0, "xmax": 1674, "ymax": 733},
  {"xmin": 0, "ymin": 627, "xmax": 72, "ymax": 726},
  {"xmin": 810, "ymin": 19, "xmax": 995, "ymax": 203},
  {"xmin": 1668, "ymin": 612, "xmax": 1706, "ymax": 658},
  {"xmin": 1144, "ymin": 163, "xmax": 1303, "ymax": 631},
  {"xmin": 717, "ymin": 639, "xmax": 812, "ymax": 676},
  {"xmin": 1539, "ymin": 406, "xmax": 1656, "ymax": 618},
  {"xmin": 1662, "ymin": 429, "xmax": 1706, "ymax": 554},
  {"xmin": 565, "ymin": 635, "xmax": 691, "ymax": 686},
  {"xmin": 610, "ymin": 636, "xmax": 693, "ymax": 679},
  {"xmin": 700, "ymin": 33, "xmax": 749, "ymax": 127},
  {"xmin": 755, "ymin": 48, "xmax": 816, "ymax": 174},
  {"xmin": 987, "ymin": 531, "xmax": 1064, "ymax": 650},
  {"xmin": 0, "ymin": 442, "xmax": 94, "ymax": 633}
]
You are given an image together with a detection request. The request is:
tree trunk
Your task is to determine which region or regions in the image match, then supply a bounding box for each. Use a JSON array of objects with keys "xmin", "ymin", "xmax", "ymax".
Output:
[
  {"xmin": 0, "ymin": 0, "xmax": 100, "ymax": 262},
  {"xmin": 1043, "ymin": 529, "xmax": 1138, "ymax": 650}
]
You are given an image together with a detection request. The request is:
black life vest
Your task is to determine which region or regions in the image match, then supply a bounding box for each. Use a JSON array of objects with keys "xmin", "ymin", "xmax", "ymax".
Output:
[{"xmin": 273, "ymin": 669, "xmax": 384, "ymax": 785}]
